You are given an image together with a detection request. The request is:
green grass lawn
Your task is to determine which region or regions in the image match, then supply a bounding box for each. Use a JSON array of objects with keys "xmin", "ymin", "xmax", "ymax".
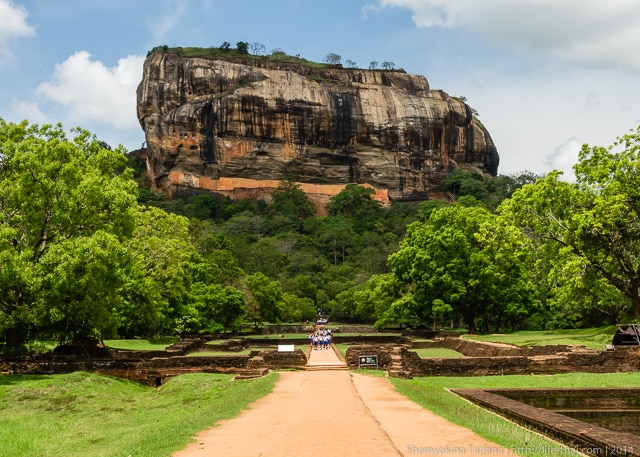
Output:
[
  {"xmin": 0, "ymin": 371, "xmax": 277, "ymax": 457},
  {"xmin": 103, "ymin": 337, "xmax": 178, "ymax": 351},
  {"xmin": 412, "ymin": 348, "xmax": 465, "ymax": 358},
  {"xmin": 334, "ymin": 343, "xmax": 350, "ymax": 358},
  {"xmin": 391, "ymin": 372, "xmax": 640, "ymax": 457},
  {"xmin": 3, "ymin": 367, "xmax": 639, "ymax": 456},
  {"xmin": 463, "ymin": 326, "xmax": 617, "ymax": 350},
  {"xmin": 243, "ymin": 333, "xmax": 309, "ymax": 340},
  {"xmin": 189, "ymin": 344, "xmax": 310, "ymax": 356},
  {"xmin": 187, "ymin": 349, "xmax": 253, "ymax": 356}
]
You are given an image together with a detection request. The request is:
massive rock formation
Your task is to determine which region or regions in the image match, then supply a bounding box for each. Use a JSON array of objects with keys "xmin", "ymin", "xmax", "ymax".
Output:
[{"xmin": 136, "ymin": 51, "xmax": 498, "ymax": 207}]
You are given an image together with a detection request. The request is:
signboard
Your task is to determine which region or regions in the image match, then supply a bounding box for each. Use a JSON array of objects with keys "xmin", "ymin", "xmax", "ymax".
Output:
[
  {"xmin": 358, "ymin": 355, "xmax": 378, "ymax": 369},
  {"xmin": 278, "ymin": 344, "xmax": 295, "ymax": 352}
]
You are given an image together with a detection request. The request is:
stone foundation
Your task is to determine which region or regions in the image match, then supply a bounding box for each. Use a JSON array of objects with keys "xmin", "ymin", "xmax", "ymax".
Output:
[
  {"xmin": 345, "ymin": 339, "xmax": 640, "ymax": 379},
  {"xmin": 345, "ymin": 345, "xmax": 395, "ymax": 370},
  {"xmin": 422, "ymin": 336, "xmax": 592, "ymax": 357},
  {"xmin": 453, "ymin": 388, "xmax": 640, "ymax": 456},
  {"xmin": 407, "ymin": 341, "xmax": 640, "ymax": 377},
  {"xmin": 3, "ymin": 336, "xmax": 639, "ymax": 385},
  {"xmin": 0, "ymin": 347, "xmax": 307, "ymax": 386}
]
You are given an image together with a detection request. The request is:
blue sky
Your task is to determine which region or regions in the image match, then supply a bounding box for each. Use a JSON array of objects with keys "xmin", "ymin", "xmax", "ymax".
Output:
[{"xmin": 2, "ymin": 0, "xmax": 640, "ymax": 178}]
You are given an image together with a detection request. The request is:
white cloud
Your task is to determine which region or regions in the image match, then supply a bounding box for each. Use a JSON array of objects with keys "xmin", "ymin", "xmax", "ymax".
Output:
[
  {"xmin": 36, "ymin": 51, "xmax": 145, "ymax": 131},
  {"xmin": 0, "ymin": 0, "xmax": 36, "ymax": 63},
  {"xmin": 373, "ymin": 0, "xmax": 640, "ymax": 72},
  {"xmin": 453, "ymin": 64, "xmax": 640, "ymax": 178},
  {"xmin": 543, "ymin": 137, "xmax": 582, "ymax": 180},
  {"xmin": 12, "ymin": 100, "xmax": 47, "ymax": 124}
]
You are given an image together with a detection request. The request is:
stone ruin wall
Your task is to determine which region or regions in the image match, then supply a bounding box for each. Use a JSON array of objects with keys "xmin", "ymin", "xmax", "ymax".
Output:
[
  {"xmin": 345, "ymin": 339, "xmax": 640, "ymax": 378},
  {"xmin": 2, "ymin": 337, "xmax": 639, "ymax": 385}
]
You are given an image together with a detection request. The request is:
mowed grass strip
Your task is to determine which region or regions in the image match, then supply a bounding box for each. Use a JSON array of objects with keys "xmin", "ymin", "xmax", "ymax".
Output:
[
  {"xmin": 463, "ymin": 326, "xmax": 617, "ymax": 350},
  {"xmin": 103, "ymin": 338, "xmax": 178, "ymax": 351},
  {"xmin": 391, "ymin": 372, "xmax": 640, "ymax": 457},
  {"xmin": 412, "ymin": 348, "xmax": 465, "ymax": 358},
  {"xmin": 0, "ymin": 371, "xmax": 277, "ymax": 457}
]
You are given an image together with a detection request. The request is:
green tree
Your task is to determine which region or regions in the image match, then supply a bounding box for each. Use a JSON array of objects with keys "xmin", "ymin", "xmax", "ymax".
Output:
[
  {"xmin": 334, "ymin": 273, "xmax": 400, "ymax": 324},
  {"xmin": 191, "ymin": 283, "xmax": 245, "ymax": 332},
  {"xmin": 124, "ymin": 206, "xmax": 196, "ymax": 335},
  {"xmin": 270, "ymin": 181, "xmax": 316, "ymax": 218},
  {"xmin": 35, "ymin": 231, "xmax": 132, "ymax": 343},
  {"xmin": 431, "ymin": 299, "xmax": 454, "ymax": 331},
  {"xmin": 182, "ymin": 194, "xmax": 223, "ymax": 220},
  {"xmin": 388, "ymin": 204, "xmax": 537, "ymax": 331},
  {"xmin": 245, "ymin": 272, "xmax": 284, "ymax": 325},
  {"xmin": 235, "ymin": 237, "xmax": 285, "ymax": 277},
  {"xmin": 324, "ymin": 53, "xmax": 342, "ymax": 65},
  {"xmin": 327, "ymin": 184, "xmax": 382, "ymax": 233},
  {"xmin": 269, "ymin": 180, "xmax": 317, "ymax": 224},
  {"xmin": 486, "ymin": 171, "xmax": 540, "ymax": 205},
  {"xmin": 313, "ymin": 265, "xmax": 358, "ymax": 312},
  {"xmin": 318, "ymin": 216, "xmax": 357, "ymax": 265},
  {"xmin": 236, "ymin": 41, "xmax": 249, "ymax": 55},
  {"xmin": 417, "ymin": 199, "xmax": 448, "ymax": 220},
  {"xmin": 547, "ymin": 253, "xmax": 630, "ymax": 326},
  {"xmin": 280, "ymin": 292, "xmax": 315, "ymax": 322},
  {"xmin": 223, "ymin": 212, "xmax": 266, "ymax": 239},
  {"xmin": 328, "ymin": 184, "xmax": 378, "ymax": 218},
  {"xmin": 442, "ymin": 169, "xmax": 489, "ymax": 201},
  {"xmin": 502, "ymin": 127, "xmax": 640, "ymax": 319},
  {"xmin": 0, "ymin": 120, "xmax": 138, "ymax": 345},
  {"xmin": 188, "ymin": 220, "xmax": 243, "ymax": 286}
]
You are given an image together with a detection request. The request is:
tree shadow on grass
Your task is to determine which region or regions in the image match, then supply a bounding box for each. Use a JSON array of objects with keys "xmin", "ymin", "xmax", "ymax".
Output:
[{"xmin": 0, "ymin": 374, "xmax": 54, "ymax": 386}]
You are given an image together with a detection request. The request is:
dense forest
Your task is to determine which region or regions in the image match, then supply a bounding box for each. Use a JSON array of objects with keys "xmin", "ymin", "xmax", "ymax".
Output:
[{"xmin": 1, "ymin": 119, "xmax": 639, "ymax": 349}]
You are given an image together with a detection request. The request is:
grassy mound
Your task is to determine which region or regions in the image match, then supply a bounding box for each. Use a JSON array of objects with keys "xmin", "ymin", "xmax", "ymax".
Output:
[{"xmin": 0, "ymin": 371, "xmax": 277, "ymax": 457}]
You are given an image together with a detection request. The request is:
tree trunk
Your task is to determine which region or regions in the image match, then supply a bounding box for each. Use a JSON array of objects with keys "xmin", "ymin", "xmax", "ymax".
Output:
[
  {"xmin": 5, "ymin": 327, "xmax": 26, "ymax": 347},
  {"xmin": 465, "ymin": 309, "xmax": 475, "ymax": 332},
  {"xmin": 631, "ymin": 286, "xmax": 640, "ymax": 318}
]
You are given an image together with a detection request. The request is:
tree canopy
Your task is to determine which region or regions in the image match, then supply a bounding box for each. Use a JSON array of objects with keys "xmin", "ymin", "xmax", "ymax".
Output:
[
  {"xmin": 5, "ymin": 117, "xmax": 640, "ymax": 347},
  {"xmin": 0, "ymin": 120, "xmax": 138, "ymax": 344},
  {"xmin": 502, "ymin": 126, "xmax": 640, "ymax": 319},
  {"xmin": 387, "ymin": 204, "xmax": 538, "ymax": 331}
]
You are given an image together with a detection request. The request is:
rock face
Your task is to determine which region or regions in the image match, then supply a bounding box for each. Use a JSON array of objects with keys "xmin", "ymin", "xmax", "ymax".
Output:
[{"xmin": 136, "ymin": 52, "xmax": 498, "ymax": 207}]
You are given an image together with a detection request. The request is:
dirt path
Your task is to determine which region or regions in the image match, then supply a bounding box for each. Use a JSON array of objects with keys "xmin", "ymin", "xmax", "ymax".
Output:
[
  {"xmin": 306, "ymin": 342, "xmax": 348, "ymax": 367},
  {"xmin": 173, "ymin": 358, "xmax": 512, "ymax": 456}
]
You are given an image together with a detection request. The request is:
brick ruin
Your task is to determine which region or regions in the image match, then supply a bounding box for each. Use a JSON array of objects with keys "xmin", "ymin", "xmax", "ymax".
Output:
[
  {"xmin": 1, "ymin": 334, "xmax": 639, "ymax": 386},
  {"xmin": 345, "ymin": 337, "xmax": 640, "ymax": 378},
  {"xmin": 3, "ymin": 333, "xmax": 639, "ymax": 454}
]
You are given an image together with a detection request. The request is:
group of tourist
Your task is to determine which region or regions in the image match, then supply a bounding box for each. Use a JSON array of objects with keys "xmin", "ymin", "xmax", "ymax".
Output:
[{"xmin": 308, "ymin": 328, "xmax": 332, "ymax": 350}]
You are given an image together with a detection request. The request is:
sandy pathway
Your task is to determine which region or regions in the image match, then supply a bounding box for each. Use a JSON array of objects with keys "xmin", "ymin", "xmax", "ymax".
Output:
[
  {"xmin": 173, "ymin": 361, "xmax": 511, "ymax": 456},
  {"xmin": 350, "ymin": 373, "xmax": 509, "ymax": 454},
  {"xmin": 306, "ymin": 342, "xmax": 348, "ymax": 367}
]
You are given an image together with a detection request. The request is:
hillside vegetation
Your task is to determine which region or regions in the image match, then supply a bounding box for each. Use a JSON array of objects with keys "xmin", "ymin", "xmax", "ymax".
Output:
[{"xmin": 2, "ymin": 119, "xmax": 640, "ymax": 350}]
